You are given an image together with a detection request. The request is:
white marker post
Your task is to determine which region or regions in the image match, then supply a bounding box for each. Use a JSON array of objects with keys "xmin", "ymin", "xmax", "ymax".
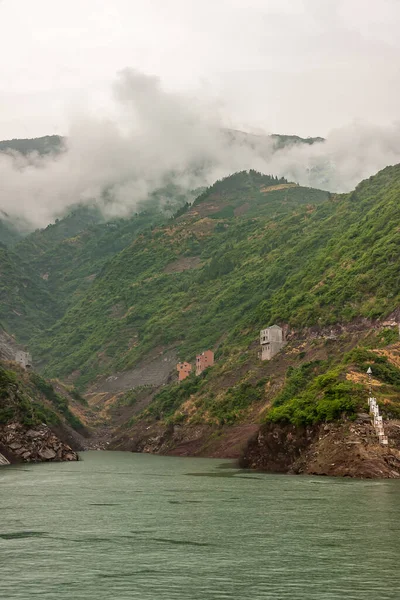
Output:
[
  {"xmin": 366, "ymin": 368, "xmax": 389, "ymax": 448},
  {"xmin": 367, "ymin": 367, "xmax": 372, "ymax": 398}
]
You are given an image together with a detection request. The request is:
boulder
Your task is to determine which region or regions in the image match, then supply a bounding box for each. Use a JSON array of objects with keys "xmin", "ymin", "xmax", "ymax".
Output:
[
  {"xmin": 26, "ymin": 429, "xmax": 42, "ymax": 438},
  {"xmin": 15, "ymin": 447, "xmax": 28, "ymax": 455},
  {"xmin": 39, "ymin": 448, "xmax": 57, "ymax": 460},
  {"xmin": 64, "ymin": 453, "xmax": 76, "ymax": 461},
  {"xmin": 9, "ymin": 442, "xmax": 22, "ymax": 450}
]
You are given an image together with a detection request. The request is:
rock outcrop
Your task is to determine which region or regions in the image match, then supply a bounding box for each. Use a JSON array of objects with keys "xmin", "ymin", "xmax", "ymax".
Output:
[
  {"xmin": 0, "ymin": 422, "xmax": 78, "ymax": 464},
  {"xmin": 0, "ymin": 452, "xmax": 10, "ymax": 465},
  {"xmin": 240, "ymin": 418, "xmax": 400, "ymax": 479}
]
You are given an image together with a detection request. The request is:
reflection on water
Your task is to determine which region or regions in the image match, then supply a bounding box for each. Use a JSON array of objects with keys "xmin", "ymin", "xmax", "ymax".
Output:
[{"xmin": 1, "ymin": 451, "xmax": 400, "ymax": 599}]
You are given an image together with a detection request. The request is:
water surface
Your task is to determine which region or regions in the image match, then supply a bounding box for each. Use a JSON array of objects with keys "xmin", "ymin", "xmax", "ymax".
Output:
[{"xmin": 1, "ymin": 451, "xmax": 400, "ymax": 599}]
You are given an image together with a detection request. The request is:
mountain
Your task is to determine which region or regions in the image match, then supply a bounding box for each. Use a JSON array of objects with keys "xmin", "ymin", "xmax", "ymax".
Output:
[
  {"xmin": 92, "ymin": 165, "xmax": 400, "ymax": 477},
  {"xmin": 1, "ymin": 147, "xmax": 400, "ymax": 475},
  {"xmin": 0, "ymin": 131, "xmax": 323, "ymax": 159},
  {"xmin": 30, "ymin": 171, "xmax": 331, "ymax": 385},
  {"xmin": 0, "ymin": 129, "xmax": 325, "ymax": 249},
  {"xmin": 223, "ymin": 129, "xmax": 324, "ymax": 149},
  {"xmin": 0, "ymin": 135, "xmax": 63, "ymax": 156},
  {"xmin": 30, "ymin": 165, "xmax": 400, "ymax": 390}
]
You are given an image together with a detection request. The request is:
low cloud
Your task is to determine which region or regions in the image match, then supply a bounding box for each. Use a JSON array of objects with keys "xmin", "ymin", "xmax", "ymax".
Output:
[{"xmin": 1, "ymin": 69, "xmax": 399, "ymax": 229}]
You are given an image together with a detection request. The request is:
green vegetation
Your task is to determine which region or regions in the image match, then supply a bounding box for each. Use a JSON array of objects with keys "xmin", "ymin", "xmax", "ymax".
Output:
[
  {"xmin": 0, "ymin": 363, "xmax": 81, "ymax": 428},
  {"xmin": 345, "ymin": 348, "xmax": 400, "ymax": 391},
  {"xmin": 273, "ymin": 362, "xmax": 323, "ymax": 407},
  {"xmin": 0, "ymin": 219, "xmax": 23, "ymax": 246},
  {"xmin": 264, "ymin": 343, "xmax": 400, "ymax": 426},
  {"xmin": 201, "ymin": 380, "xmax": 264, "ymax": 425},
  {"xmin": 0, "ymin": 245, "xmax": 59, "ymax": 341},
  {"xmin": 145, "ymin": 375, "xmax": 202, "ymax": 421},
  {"xmin": 270, "ymin": 133, "xmax": 325, "ymax": 149},
  {"xmin": 26, "ymin": 165, "xmax": 400, "ymax": 388},
  {"xmin": 29, "ymin": 373, "xmax": 83, "ymax": 430},
  {"xmin": 2, "ymin": 160, "xmax": 400, "ymax": 434},
  {"xmin": 267, "ymin": 369, "xmax": 360, "ymax": 426}
]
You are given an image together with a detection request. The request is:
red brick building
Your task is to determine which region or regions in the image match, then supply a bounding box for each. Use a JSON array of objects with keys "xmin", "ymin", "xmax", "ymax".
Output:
[
  {"xmin": 196, "ymin": 350, "xmax": 214, "ymax": 376},
  {"xmin": 176, "ymin": 361, "xmax": 192, "ymax": 381}
]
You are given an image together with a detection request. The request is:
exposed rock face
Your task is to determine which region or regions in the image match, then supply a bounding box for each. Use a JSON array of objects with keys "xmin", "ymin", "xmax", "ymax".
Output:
[
  {"xmin": 111, "ymin": 420, "xmax": 260, "ymax": 459},
  {"xmin": 0, "ymin": 452, "xmax": 10, "ymax": 465},
  {"xmin": 240, "ymin": 419, "xmax": 400, "ymax": 479},
  {"xmin": 0, "ymin": 423, "xmax": 79, "ymax": 464}
]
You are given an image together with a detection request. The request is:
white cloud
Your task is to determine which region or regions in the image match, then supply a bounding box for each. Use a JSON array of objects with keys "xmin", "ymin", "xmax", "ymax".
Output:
[{"xmin": 0, "ymin": 69, "xmax": 399, "ymax": 229}]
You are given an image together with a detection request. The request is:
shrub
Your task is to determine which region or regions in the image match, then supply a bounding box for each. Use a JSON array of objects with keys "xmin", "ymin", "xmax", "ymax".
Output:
[{"xmin": 266, "ymin": 370, "xmax": 360, "ymax": 426}]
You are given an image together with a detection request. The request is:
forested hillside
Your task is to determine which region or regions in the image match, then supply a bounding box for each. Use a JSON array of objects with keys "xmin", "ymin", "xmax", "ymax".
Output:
[
  {"xmin": 0, "ymin": 219, "xmax": 22, "ymax": 246},
  {"xmin": 27, "ymin": 165, "xmax": 400, "ymax": 389},
  {"xmin": 0, "ymin": 245, "xmax": 58, "ymax": 341},
  {"xmin": 14, "ymin": 206, "xmax": 173, "ymax": 312},
  {"xmin": 1, "ymin": 152, "xmax": 400, "ymax": 469}
]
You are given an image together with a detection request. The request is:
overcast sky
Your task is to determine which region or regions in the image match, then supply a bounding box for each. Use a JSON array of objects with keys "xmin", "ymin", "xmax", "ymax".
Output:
[{"xmin": 0, "ymin": 0, "xmax": 399, "ymax": 139}]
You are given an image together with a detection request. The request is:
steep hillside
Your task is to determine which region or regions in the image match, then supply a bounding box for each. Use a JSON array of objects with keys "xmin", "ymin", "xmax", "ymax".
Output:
[
  {"xmin": 1, "ymin": 152, "xmax": 399, "ymax": 475},
  {"xmin": 32, "ymin": 166, "xmax": 400, "ymax": 389},
  {"xmin": 105, "ymin": 324, "xmax": 400, "ymax": 477},
  {"xmin": 0, "ymin": 190, "xmax": 190, "ymax": 341},
  {"xmin": 0, "ymin": 245, "xmax": 59, "ymax": 341},
  {"xmin": 15, "ymin": 207, "xmax": 171, "ymax": 312},
  {"xmin": 0, "ymin": 217, "xmax": 23, "ymax": 246}
]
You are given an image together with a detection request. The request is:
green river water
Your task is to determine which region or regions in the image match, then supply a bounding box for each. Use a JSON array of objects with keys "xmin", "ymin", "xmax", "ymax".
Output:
[{"xmin": 1, "ymin": 451, "xmax": 400, "ymax": 599}]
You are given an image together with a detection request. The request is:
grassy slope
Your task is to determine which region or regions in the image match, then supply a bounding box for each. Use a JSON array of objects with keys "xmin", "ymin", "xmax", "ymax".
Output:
[
  {"xmin": 14, "ymin": 182, "xmax": 195, "ymax": 311},
  {"xmin": 0, "ymin": 206, "xmax": 105, "ymax": 340}
]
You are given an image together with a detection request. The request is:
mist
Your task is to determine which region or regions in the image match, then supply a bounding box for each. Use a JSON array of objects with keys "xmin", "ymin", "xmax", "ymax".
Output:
[{"xmin": 1, "ymin": 69, "xmax": 400, "ymax": 230}]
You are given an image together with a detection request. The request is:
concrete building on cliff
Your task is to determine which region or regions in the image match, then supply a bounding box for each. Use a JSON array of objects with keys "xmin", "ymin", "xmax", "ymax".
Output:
[
  {"xmin": 176, "ymin": 361, "xmax": 192, "ymax": 381},
  {"xmin": 196, "ymin": 350, "xmax": 214, "ymax": 376},
  {"xmin": 15, "ymin": 351, "xmax": 33, "ymax": 370},
  {"xmin": 260, "ymin": 325, "xmax": 286, "ymax": 361}
]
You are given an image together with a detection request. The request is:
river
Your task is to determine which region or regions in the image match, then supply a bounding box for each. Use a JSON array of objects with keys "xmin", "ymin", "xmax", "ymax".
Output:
[{"xmin": 1, "ymin": 451, "xmax": 400, "ymax": 599}]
